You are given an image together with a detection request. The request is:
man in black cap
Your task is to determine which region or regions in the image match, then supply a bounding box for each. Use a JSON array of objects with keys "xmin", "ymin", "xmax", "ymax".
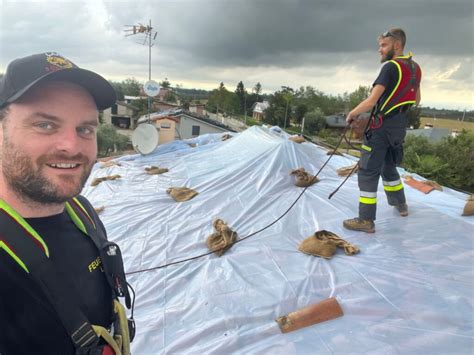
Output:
[{"xmin": 0, "ymin": 53, "xmax": 133, "ymax": 355}]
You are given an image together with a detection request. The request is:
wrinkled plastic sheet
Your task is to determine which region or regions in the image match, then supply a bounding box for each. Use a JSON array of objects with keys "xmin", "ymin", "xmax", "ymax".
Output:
[{"xmin": 83, "ymin": 126, "xmax": 474, "ymax": 354}]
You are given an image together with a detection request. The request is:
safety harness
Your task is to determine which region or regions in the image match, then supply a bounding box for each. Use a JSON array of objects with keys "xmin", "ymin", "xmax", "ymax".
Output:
[
  {"xmin": 370, "ymin": 54, "xmax": 421, "ymax": 129},
  {"xmin": 0, "ymin": 196, "xmax": 135, "ymax": 355}
]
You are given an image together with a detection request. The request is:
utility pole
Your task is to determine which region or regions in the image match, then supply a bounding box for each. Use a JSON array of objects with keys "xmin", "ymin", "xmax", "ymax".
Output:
[{"xmin": 244, "ymin": 92, "xmax": 247, "ymax": 125}]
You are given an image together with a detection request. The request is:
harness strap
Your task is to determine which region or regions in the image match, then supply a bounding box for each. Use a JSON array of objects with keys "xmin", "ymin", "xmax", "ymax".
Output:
[
  {"xmin": 0, "ymin": 208, "xmax": 99, "ymax": 349},
  {"xmin": 380, "ymin": 57, "xmax": 418, "ymax": 116},
  {"xmin": 70, "ymin": 196, "xmax": 132, "ymax": 309}
]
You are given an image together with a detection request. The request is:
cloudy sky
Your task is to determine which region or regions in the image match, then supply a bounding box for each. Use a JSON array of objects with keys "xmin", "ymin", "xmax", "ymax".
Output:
[{"xmin": 1, "ymin": 0, "xmax": 473, "ymax": 110}]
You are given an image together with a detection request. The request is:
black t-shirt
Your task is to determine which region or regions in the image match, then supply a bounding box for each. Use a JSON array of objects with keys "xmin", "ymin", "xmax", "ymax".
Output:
[
  {"xmin": 0, "ymin": 210, "xmax": 113, "ymax": 355},
  {"xmin": 373, "ymin": 61, "xmax": 398, "ymax": 110}
]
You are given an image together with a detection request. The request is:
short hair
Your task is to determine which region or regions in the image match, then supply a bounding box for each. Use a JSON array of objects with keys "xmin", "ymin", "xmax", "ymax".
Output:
[
  {"xmin": 379, "ymin": 28, "xmax": 406, "ymax": 48},
  {"xmin": 0, "ymin": 105, "xmax": 9, "ymax": 122}
]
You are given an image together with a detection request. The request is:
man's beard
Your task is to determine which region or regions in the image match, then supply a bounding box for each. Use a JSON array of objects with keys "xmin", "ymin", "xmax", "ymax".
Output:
[
  {"xmin": 2, "ymin": 140, "xmax": 93, "ymax": 204},
  {"xmin": 381, "ymin": 48, "xmax": 395, "ymax": 63}
]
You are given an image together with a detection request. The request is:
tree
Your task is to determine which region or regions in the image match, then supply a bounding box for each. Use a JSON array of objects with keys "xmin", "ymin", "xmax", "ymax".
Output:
[
  {"xmin": 264, "ymin": 90, "xmax": 288, "ymax": 126},
  {"xmin": 121, "ymin": 78, "xmax": 141, "ymax": 96},
  {"xmin": 160, "ymin": 78, "xmax": 171, "ymax": 89},
  {"xmin": 347, "ymin": 85, "xmax": 370, "ymax": 110},
  {"xmin": 97, "ymin": 124, "xmax": 129, "ymax": 156},
  {"xmin": 304, "ymin": 108, "xmax": 326, "ymax": 134},
  {"xmin": 109, "ymin": 78, "xmax": 142, "ymax": 100},
  {"xmin": 295, "ymin": 104, "xmax": 308, "ymax": 126},
  {"xmin": 235, "ymin": 81, "xmax": 247, "ymax": 115},
  {"xmin": 206, "ymin": 82, "xmax": 239, "ymax": 116},
  {"xmin": 253, "ymin": 82, "xmax": 262, "ymax": 96}
]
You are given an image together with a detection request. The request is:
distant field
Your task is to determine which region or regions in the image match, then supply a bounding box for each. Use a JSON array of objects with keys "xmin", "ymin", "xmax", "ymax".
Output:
[{"xmin": 420, "ymin": 117, "xmax": 474, "ymax": 132}]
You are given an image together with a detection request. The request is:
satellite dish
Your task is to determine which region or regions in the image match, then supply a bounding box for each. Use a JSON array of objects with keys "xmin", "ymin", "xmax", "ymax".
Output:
[
  {"xmin": 143, "ymin": 80, "xmax": 160, "ymax": 97},
  {"xmin": 132, "ymin": 123, "xmax": 159, "ymax": 155}
]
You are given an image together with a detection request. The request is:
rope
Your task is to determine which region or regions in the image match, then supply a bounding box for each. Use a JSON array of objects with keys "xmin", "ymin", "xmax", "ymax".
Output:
[{"xmin": 125, "ymin": 125, "xmax": 354, "ymax": 276}]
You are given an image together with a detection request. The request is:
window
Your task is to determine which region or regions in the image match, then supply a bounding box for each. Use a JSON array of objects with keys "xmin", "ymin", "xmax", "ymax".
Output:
[
  {"xmin": 192, "ymin": 125, "xmax": 200, "ymax": 136},
  {"xmin": 160, "ymin": 123, "xmax": 171, "ymax": 129},
  {"xmin": 111, "ymin": 104, "xmax": 118, "ymax": 115}
]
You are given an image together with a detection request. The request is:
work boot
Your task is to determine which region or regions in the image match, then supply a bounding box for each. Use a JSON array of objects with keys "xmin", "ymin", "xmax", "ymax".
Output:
[
  {"xmin": 343, "ymin": 218, "xmax": 375, "ymax": 233},
  {"xmin": 395, "ymin": 203, "xmax": 408, "ymax": 217}
]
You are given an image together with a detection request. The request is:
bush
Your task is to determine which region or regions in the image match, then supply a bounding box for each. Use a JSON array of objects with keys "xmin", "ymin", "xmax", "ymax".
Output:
[{"xmin": 402, "ymin": 131, "xmax": 474, "ymax": 192}]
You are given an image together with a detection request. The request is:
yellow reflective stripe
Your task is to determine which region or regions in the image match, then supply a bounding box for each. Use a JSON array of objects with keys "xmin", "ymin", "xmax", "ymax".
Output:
[
  {"xmin": 380, "ymin": 60, "xmax": 402, "ymax": 112},
  {"xmin": 0, "ymin": 199, "xmax": 49, "ymax": 258},
  {"xmin": 359, "ymin": 197, "xmax": 377, "ymax": 204},
  {"xmin": 361, "ymin": 144, "xmax": 372, "ymax": 152},
  {"xmin": 72, "ymin": 197, "xmax": 96, "ymax": 230},
  {"xmin": 65, "ymin": 202, "xmax": 88, "ymax": 236},
  {"xmin": 0, "ymin": 241, "xmax": 29, "ymax": 273},
  {"xmin": 385, "ymin": 101, "xmax": 416, "ymax": 114},
  {"xmin": 384, "ymin": 183, "xmax": 404, "ymax": 192}
]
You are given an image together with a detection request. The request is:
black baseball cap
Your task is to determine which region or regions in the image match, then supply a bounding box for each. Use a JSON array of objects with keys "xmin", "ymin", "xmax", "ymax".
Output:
[{"xmin": 0, "ymin": 52, "xmax": 116, "ymax": 110}]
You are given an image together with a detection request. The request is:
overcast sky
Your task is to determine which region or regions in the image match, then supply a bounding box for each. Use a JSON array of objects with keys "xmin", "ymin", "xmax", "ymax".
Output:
[{"xmin": 1, "ymin": 0, "xmax": 473, "ymax": 110}]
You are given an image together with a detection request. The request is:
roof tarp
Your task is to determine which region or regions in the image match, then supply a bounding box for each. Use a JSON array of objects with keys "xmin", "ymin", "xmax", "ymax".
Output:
[{"xmin": 83, "ymin": 126, "xmax": 473, "ymax": 354}]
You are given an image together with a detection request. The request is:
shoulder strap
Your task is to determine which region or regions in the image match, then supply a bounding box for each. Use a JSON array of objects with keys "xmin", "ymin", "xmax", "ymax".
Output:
[
  {"xmin": 0, "ymin": 200, "xmax": 99, "ymax": 349},
  {"xmin": 68, "ymin": 196, "xmax": 131, "ymax": 309}
]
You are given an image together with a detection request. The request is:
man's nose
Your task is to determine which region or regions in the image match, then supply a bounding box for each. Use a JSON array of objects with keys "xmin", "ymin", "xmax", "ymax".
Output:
[{"xmin": 55, "ymin": 128, "xmax": 82, "ymax": 154}]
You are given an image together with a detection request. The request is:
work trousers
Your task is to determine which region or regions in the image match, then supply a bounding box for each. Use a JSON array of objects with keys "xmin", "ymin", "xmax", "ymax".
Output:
[{"xmin": 358, "ymin": 112, "xmax": 408, "ymax": 220}]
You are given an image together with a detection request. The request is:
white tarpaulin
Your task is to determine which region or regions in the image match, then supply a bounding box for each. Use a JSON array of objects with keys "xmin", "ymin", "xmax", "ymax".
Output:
[{"xmin": 83, "ymin": 126, "xmax": 473, "ymax": 354}]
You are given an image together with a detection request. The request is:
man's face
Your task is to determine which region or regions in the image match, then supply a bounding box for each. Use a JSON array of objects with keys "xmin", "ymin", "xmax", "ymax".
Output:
[
  {"xmin": 378, "ymin": 37, "xmax": 396, "ymax": 63},
  {"xmin": 0, "ymin": 81, "xmax": 99, "ymax": 204}
]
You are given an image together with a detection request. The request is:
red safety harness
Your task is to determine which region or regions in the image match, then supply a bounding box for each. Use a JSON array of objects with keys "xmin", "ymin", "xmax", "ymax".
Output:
[{"xmin": 370, "ymin": 55, "xmax": 421, "ymax": 129}]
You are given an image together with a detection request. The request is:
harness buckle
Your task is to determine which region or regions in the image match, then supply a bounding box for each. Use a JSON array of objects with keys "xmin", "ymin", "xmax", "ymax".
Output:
[{"xmin": 370, "ymin": 114, "xmax": 384, "ymax": 129}]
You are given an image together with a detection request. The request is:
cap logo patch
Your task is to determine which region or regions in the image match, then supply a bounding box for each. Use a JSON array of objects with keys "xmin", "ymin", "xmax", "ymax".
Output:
[{"xmin": 44, "ymin": 52, "xmax": 75, "ymax": 72}]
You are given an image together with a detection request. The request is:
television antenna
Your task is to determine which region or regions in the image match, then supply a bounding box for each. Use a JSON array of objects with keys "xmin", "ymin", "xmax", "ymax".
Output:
[{"xmin": 124, "ymin": 20, "xmax": 158, "ymax": 121}]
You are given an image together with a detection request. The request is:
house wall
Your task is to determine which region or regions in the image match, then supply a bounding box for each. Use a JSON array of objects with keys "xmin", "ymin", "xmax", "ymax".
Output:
[
  {"xmin": 102, "ymin": 104, "xmax": 135, "ymax": 129},
  {"xmin": 154, "ymin": 118, "xmax": 178, "ymax": 145},
  {"xmin": 178, "ymin": 114, "xmax": 227, "ymax": 139}
]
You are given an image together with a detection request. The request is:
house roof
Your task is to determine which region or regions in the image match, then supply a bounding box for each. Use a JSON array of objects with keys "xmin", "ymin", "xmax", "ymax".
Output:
[
  {"xmin": 406, "ymin": 127, "xmax": 451, "ymax": 142},
  {"xmin": 180, "ymin": 111, "xmax": 236, "ymax": 132},
  {"xmin": 83, "ymin": 126, "xmax": 473, "ymax": 354},
  {"xmin": 136, "ymin": 109, "xmax": 236, "ymax": 132},
  {"xmin": 252, "ymin": 100, "xmax": 270, "ymax": 113},
  {"xmin": 116, "ymin": 101, "xmax": 140, "ymax": 111}
]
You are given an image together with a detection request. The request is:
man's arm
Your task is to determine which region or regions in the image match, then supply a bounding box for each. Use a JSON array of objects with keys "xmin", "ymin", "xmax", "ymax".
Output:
[
  {"xmin": 416, "ymin": 86, "xmax": 421, "ymax": 105},
  {"xmin": 346, "ymin": 84, "xmax": 385, "ymax": 124}
]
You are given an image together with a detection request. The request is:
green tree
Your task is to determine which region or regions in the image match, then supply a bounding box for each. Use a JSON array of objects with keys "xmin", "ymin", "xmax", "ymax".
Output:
[
  {"xmin": 97, "ymin": 124, "xmax": 129, "ymax": 156},
  {"xmin": 347, "ymin": 85, "xmax": 370, "ymax": 110},
  {"xmin": 264, "ymin": 90, "xmax": 288, "ymax": 126},
  {"xmin": 304, "ymin": 108, "xmax": 327, "ymax": 134},
  {"xmin": 160, "ymin": 78, "xmax": 171, "ymax": 89},
  {"xmin": 294, "ymin": 103, "xmax": 308, "ymax": 126},
  {"xmin": 109, "ymin": 78, "xmax": 141, "ymax": 100},
  {"xmin": 235, "ymin": 81, "xmax": 247, "ymax": 115},
  {"xmin": 121, "ymin": 78, "xmax": 141, "ymax": 96},
  {"xmin": 206, "ymin": 82, "xmax": 239, "ymax": 116}
]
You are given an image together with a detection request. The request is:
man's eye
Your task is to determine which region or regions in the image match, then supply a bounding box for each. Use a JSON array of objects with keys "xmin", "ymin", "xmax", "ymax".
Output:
[
  {"xmin": 77, "ymin": 126, "xmax": 96, "ymax": 136},
  {"xmin": 36, "ymin": 122, "xmax": 55, "ymax": 130}
]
